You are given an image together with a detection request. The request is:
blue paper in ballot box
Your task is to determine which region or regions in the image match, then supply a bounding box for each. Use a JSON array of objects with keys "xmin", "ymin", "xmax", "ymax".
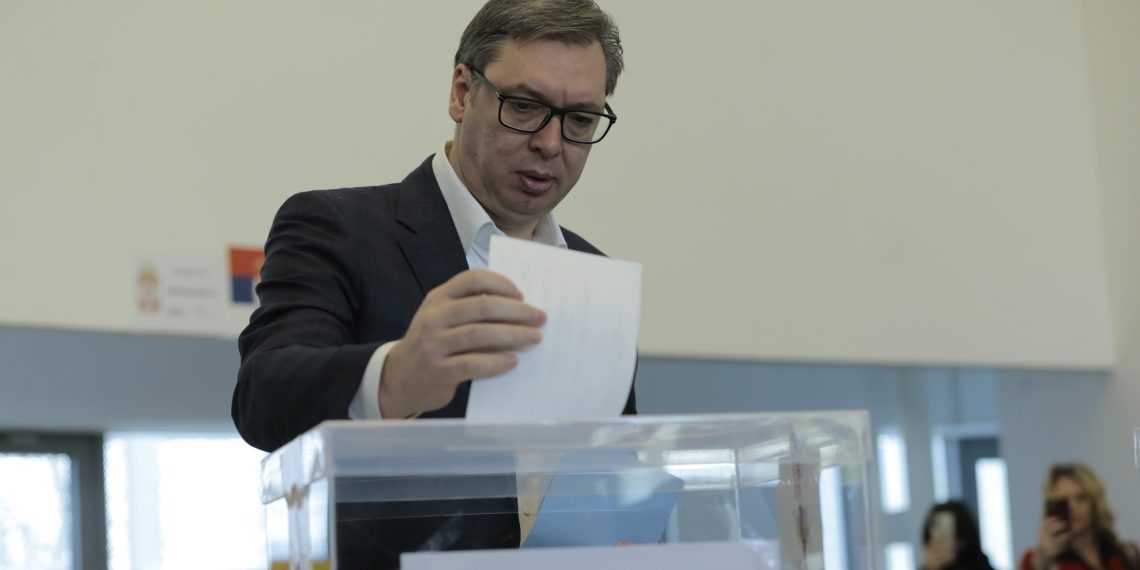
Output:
[{"xmin": 521, "ymin": 452, "xmax": 684, "ymax": 548}]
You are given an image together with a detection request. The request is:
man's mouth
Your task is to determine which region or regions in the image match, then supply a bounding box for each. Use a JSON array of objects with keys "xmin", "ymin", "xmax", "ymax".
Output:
[{"xmin": 518, "ymin": 171, "xmax": 554, "ymax": 193}]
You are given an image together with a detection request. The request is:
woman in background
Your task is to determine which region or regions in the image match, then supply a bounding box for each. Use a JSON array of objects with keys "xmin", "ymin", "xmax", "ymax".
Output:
[
  {"xmin": 921, "ymin": 500, "xmax": 995, "ymax": 570},
  {"xmin": 1021, "ymin": 463, "xmax": 1138, "ymax": 570}
]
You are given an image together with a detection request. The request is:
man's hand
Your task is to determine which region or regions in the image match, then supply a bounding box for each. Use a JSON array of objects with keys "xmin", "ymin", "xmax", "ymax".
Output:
[{"xmin": 378, "ymin": 269, "xmax": 545, "ymax": 419}]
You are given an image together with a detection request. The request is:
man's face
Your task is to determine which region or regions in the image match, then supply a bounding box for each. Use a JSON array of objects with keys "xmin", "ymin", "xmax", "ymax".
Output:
[{"xmin": 447, "ymin": 39, "xmax": 607, "ymax": 236}]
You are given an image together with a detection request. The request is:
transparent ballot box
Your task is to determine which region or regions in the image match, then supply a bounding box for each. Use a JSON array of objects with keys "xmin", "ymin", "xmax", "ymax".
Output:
[{"xmin": 260, "ymin": 411, "xmax": 873, "ymax": 570}]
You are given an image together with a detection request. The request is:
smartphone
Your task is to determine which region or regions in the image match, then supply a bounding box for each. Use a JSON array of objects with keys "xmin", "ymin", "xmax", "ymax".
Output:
[
  {"xmin": 1046, "ymin": 499, "xmax": 1070, "ymax": 521},
  {"xmin": 1046, "ymin": 498, "xmax": 1070, "ymax": 531}
]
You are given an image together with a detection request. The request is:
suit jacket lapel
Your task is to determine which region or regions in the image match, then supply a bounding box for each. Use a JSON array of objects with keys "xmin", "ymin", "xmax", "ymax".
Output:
[
  {"xmin": 393, "ymin": 156, "xmax": 473, "ymax": 419},
  {"xmin": 395, "ymin": 156, "xmax": 469, "ymax": 295}
]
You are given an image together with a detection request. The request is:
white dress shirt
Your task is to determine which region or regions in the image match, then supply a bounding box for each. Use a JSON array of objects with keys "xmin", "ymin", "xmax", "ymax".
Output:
[{"xmin": 347, "ymin": 145, "xmax": 567, "ymax": 420}]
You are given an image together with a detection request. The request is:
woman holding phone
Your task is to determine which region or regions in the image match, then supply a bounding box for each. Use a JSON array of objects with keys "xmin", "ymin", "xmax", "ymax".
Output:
[
  {"xmin": 1020, "ymin": 464, "xmax": 1139, "ymax": 570},
  {"xmin": 921, "ymin": 501, "xmax": 994, "ymax": 570}
]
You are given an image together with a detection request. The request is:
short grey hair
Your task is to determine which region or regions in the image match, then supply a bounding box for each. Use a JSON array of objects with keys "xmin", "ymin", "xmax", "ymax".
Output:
[{"xmin": 454, "ymin": 0, "xmax": 624, "ymax": 96}]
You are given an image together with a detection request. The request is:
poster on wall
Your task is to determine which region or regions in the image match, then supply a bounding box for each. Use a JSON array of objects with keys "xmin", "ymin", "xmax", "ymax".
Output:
[
  {"xmin": 134, "ymin": 255, "xmax": 228, "ymax": 336},
  {"xmin": 133, "ymin": 245, "xmax": 265, "ymax": 337}
]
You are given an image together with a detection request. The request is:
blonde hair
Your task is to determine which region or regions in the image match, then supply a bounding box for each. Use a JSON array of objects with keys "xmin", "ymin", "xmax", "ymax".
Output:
[{"xmin": 1044, "ymin": 463, "xmax": 1118, "ymax": 542}]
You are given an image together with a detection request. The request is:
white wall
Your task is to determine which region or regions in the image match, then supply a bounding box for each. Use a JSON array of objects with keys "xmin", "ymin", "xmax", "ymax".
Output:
[
  {"xmin": 0, "ymin": 0, "xmax": 1115, "ymax": 368},
  {"xmin": 1000, "ymin": 0, "xmax": 1140, "ymax": 557}
]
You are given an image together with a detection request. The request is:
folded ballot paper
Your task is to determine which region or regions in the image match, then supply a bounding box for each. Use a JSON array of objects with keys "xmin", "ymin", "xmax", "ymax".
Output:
[
  {"xmin": 466, "ymin": 236, "xmax": 641, "ymax": 420},
  {"xmin": 521, "ymin": 451, "xmax": 684, "ymax": 548}
]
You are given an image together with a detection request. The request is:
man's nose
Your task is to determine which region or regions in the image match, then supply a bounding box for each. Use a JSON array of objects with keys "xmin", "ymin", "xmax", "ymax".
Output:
[{"xmin": 529, "ymin": 114, "xmax": 564, "ymax": 157}]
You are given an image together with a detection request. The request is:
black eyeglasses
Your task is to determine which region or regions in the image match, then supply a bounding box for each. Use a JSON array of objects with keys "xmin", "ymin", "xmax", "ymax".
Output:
[{"xmin": 470, "ymin": 69, "xmax": 617, "ymax": 144}]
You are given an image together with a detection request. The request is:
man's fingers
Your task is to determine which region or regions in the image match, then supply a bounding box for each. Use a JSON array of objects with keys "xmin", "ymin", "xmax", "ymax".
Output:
[
  {"xmin": 388, "ymin": 269, "xmax": 542, "ymax": 416},
  {"xmin": 437, "ymin": 323, "xmax": 542, "ymax": 354},
  {"xmin": 437, "ymin": 269, "xmax": 523, "ymax": 300},
  {"xmin": 435, "ymin": 295, "xmax": 546, "ymax": 329},
  {"xmin": 441, "ymin": 352, "xmax": 519, "ymax": 381}
]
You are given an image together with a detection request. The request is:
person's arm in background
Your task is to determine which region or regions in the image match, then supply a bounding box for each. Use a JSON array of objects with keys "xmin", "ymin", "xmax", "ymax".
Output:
[
  {"xmin": 1020, "ymin": 513, "xmax": 1071, "ymax": 570},
  {"xmin": 922, "ymin": 543, "xmax": 954, "ymax": 570}
]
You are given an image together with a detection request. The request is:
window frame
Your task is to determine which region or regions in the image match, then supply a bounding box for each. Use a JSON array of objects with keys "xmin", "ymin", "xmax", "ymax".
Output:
[{"xmin": 1, "ymin": 432, "xmax": 108, "ymax": 570}]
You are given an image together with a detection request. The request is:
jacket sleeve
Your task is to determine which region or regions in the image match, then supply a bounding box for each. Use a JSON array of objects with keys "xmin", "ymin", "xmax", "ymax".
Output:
[{"xmin": 232, "ymin": 191, "xmax": 382, "ymax": 452}]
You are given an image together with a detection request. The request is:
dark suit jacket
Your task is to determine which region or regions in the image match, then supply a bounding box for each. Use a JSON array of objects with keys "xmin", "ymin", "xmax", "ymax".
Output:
[{"xmin": 232, "ymin": 155, "xmax": 637, "ymax": 567}]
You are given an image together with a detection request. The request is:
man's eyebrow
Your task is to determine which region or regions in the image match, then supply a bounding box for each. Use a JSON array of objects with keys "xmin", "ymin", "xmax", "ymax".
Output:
[{"xmin": 505, "ymin": 82, "xmax": 605, "ymax": 112}]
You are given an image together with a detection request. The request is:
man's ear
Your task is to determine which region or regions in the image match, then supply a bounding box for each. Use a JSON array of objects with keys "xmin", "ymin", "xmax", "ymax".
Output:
[{"xmin": 448, "ymin": 65, "xmax": 474, "ymax": 124}]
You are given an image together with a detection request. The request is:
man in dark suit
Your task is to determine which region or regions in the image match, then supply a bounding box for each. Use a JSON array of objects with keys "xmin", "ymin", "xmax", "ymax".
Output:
[{"xmin": 232, "ymin": 0, "xmax": 634, "ymax": 566}]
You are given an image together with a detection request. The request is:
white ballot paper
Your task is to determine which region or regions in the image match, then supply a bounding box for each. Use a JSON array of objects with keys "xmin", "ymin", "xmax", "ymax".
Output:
[{"xmin": 466, "ymin": 235, "xmax": 641, "ymax": 419}]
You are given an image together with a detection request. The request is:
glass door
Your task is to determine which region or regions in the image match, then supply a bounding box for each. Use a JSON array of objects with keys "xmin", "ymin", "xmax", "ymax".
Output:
[
  {"xmin": 0, "ymin": 451, "xmax": 75, "ymax": 569},
  {"xmin": 0, "ymin": 433, "xmax": 106, "ymax": 570}
]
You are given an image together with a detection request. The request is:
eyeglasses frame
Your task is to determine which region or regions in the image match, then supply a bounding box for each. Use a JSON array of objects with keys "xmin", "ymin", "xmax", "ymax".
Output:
[{"xmin": 469, "ymin": 68, "xmax": 617, "ymax": 145}]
